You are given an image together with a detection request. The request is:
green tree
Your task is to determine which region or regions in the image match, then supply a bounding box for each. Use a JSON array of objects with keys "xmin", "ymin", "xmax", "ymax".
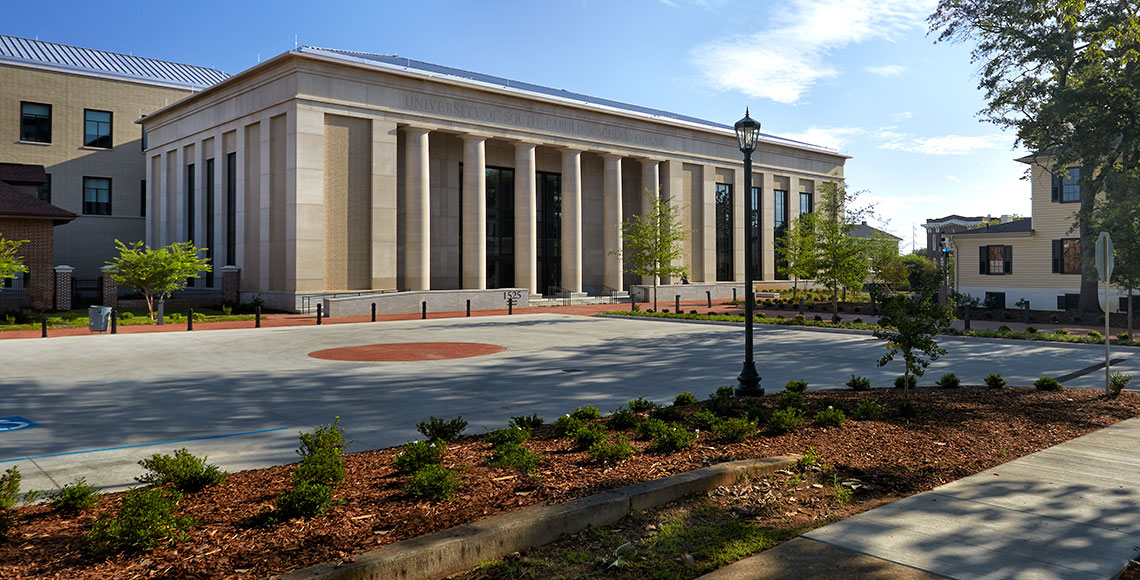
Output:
[
  {"xmin": 869, "ymin": 233, "xmax": 908, "ymax": 291},
  {"xmin": 616, "ymin": 190, "xmax": 688, "ymax": 312},
  {"xmin": 106, "ymin": 240, "xmax": 211, "ymax": 320},
  {"xmin": 807, "ymin": 181, "xmax": 874, "ymax": 315},
  {"xmin": 1094, "ymin": 170, "xmax": 1140, "ymax": 338},
  {"xmin": 930, "ymin": 0, "xmax": 1140, "ymax": 314},
  {"xmin": 871, "ymin": 285, "xmax": 954, "ymax": 403},
  {"xmin": 776, "ymin": 215, "xmax": 818, "ymax": 299},
  {"xmin": 0, "ymin": 237, "xmax": 28, "ymax": 290}
]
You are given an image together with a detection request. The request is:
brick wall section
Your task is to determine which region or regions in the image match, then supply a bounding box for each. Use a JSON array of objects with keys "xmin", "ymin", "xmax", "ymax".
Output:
[
  {"xmin": 0, "ymin": 217, "xmax": 55, "ymax": 310},
  {"xmin": 221, "ymin": 266, "xmax": 240, "ymax": 304},
  {"xmin": 100, "ymin": 265, "xmax": 117, "ymax": 308},
  {"xmin": 53, "ymin": 265, "xmax": 73, "ymax": 311}
]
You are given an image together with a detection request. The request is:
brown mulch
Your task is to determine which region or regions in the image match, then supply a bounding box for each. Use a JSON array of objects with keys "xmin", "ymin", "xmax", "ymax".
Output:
[{"xmin": 3, "ymin": 387, "xmax": 1138, "ymax": 580}]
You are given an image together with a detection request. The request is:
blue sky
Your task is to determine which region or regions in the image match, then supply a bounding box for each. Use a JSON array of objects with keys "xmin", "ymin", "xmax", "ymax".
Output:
[{"xmin": 4, "ymin": 0, "xmax": 1029, "ymax": 251}]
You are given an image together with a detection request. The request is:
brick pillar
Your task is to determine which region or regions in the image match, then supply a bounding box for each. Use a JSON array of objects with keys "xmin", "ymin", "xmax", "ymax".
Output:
[
  {"xmin": 100, "ymin": 265, "xmax": 118, "ymax": 308},
  {"xmin": 53, "ymin": 265, "xmax": 74, "ymax": 312},
  {"xmin": 221, "ymin": 265, "xmax": 240, "ymax": 304}
]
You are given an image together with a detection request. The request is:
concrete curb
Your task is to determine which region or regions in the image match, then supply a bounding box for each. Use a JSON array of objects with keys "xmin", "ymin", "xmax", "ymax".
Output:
[{"xmin": 280, "ymin": 456, "xmax": 798, "ymax": 580}]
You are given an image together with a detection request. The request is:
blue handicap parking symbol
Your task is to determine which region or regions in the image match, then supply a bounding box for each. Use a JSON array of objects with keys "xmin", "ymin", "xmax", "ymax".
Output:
[{"xmin": 0, "ymin": 417, "xmax": 38, "ymax": 432}]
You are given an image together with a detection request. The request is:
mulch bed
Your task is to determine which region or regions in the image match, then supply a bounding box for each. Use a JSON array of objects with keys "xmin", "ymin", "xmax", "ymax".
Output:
[{"xmin": 3, "ymin": 387, "xmax": 1138, "ymax": 580}]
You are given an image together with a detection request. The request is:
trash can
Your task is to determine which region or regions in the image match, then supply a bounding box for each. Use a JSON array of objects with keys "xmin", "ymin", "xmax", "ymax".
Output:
[{"xmin": 88, "ymin": 306, "xmax": 112, "ymax": 332}]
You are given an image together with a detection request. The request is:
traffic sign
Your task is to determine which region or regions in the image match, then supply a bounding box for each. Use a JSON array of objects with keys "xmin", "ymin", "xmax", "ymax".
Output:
[{"xmin": 1096, "ymin": 231, "xmax": 1114, "ymax": 281}]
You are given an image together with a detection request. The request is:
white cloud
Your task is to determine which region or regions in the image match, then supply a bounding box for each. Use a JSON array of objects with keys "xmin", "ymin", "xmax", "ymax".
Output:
[
  {"xmin": 890, "ymin": 111, "xmax": 914, "ymax": 121},
  {"xmin": 866, "ymin": 64, "xmax": 906, "ymax": 77},
  {"xmin": 781, "ymin": 126, "xmax": 865, "ymax": 150},
  {"xmin": 879, "ymin": 134, "xmax": 1011, "ymax": 155},
  {"xmin": 689, "ymin": 0, "xmax": 935, "ymax": 103},
  {"xmin": 947, "ymin": 175, "xmax": 962, "ymax": 182}
]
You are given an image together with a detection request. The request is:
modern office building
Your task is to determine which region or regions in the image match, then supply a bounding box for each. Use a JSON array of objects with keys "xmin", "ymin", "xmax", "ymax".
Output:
[
  {"xmin": 0, "ymin": 35, "xmax": 229, "ymax": 283},
  {"xmin": 140, "ymin": 46, "xmax": 849, "ymax": 311}
]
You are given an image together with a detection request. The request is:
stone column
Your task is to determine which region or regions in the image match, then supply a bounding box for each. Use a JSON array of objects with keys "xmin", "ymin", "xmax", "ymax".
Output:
[
  {"xmin": 603, "ymin": 153, "xmax": 623, "ymax": 292},
  {"xmin": 100, "ymin": 265, "xmax": 117, "ymax": 308},
  {"xmin": 372, "ymin": 119, "xmax": 399, "ymax": 290},
  {"xmin": 404, "ymin": 127, "xmax": 431, "ymax": 291},
  {"xmin": 53, "ymin": 265, "xmax": 73, "ymax": 312},
  {"xmin": 175, "ymin": 147, "xmax": 187, "ymax": 244},
  {"xmin": 514, "ymin": 142, "xmax": 538, "ymax": 294},
  {"xmin": 145, "ymin": 154, "xmax": 156, "ymax": 247},
  {"xmin": 560, "ymin": 148, "xmax": 583, "ymax": 294},
  {"xmin": 234, "ymin": 125, "xmax": 248, "ymax": 275},
  {"xmin": 700, "ymin": 164, "xmax": 717, "ymax": 283},
  {"xmin": 212, "ymin": 132, "xmax": 227, "ymax": 287},
  {"xmin": 462, "ymin": 136, "xmax": 487, "ymax": 289},
  {"xmin": 221, "ymin": 265, "xmax": 241, "ymax": 304},
  {"xmin": 639, "ymin": 159, "xmax": 660, "ymax": 286},
  {"xmin": 761, "ymin": 172, "xmax": 776, "ymax": 281},
  {"xmin": 663, "ymin": 160, "xmax": 686, "ymax": 284}
]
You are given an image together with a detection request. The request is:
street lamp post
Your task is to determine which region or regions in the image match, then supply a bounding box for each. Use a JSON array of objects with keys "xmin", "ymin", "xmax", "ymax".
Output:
[{"xmin": 735, "ymin": 109, "xmax": 763, "ymax": 396}]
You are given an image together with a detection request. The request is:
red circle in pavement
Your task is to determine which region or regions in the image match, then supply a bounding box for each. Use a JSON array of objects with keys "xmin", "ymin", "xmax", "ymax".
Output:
[{"xmin": 308, "ymin": 342, "xmax": 504, "ymax": 362}]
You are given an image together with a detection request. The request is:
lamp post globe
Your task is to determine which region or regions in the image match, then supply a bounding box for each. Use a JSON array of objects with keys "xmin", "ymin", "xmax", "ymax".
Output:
[{"xmin": 734, "ymin": 109, "xmax": 763, "ymax": 396}]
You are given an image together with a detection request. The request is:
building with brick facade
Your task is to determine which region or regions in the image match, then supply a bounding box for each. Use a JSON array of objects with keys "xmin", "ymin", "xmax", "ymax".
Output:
[{"xmin": 0, "ymin": 162, "xmax": 75, "ymax": 310}]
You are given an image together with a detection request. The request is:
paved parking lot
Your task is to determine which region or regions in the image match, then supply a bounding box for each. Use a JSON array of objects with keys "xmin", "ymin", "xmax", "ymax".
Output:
[{"xmin": 1, "ymin": 313, "xmax": 1133, "ymax": 493}]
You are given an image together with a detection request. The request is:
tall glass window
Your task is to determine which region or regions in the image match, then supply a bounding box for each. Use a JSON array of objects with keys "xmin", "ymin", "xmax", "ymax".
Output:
[
  {"xmin": 226, "ymin": 152, "xmax": 237, "ymax": 266},
  {"xmin": 750, "ymin": 186, "xmax": 761, "ymax": 279},
  {"xmin": 486, "ymin": 166, "xmax": 515, "ymax": 289},
  {"xmin": 774, "ymin": 189, "xmax": 789, "ymax": 280},
  {"xmin": 715, "ymin": 183, "xmax": 733, "ymax": 281},
  {"xmin": 84, "ymin": 110, "xmax": 112, "ymax": 148},
  {"xmin": 20, "ymin": 102, "xmax": 51, "ymax": 143},
  {"xmin": 536, "ymin": 171, "xmax": 562, "ymax": 294},
  {"xmin": 800, "ymin": 191, "xmax": 812, "ymax": 215},
  {"xmin": 83, "ymin": 177, "xmax": 111, "ymax": 215},
  {"xmin": 205, "ymin": 158, "xmax": 215, "ymax": 287},
  {"xmin": 186, "ymin": 163, "xmax": 195, "ymax": 243}
]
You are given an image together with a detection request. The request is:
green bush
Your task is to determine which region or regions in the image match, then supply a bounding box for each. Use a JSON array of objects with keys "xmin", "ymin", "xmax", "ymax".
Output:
[
  {"xmin": 553, "ymin": 415, "xmax": 586, "ymax": 437},
  {"xmin": 713, "ymin": 418, "xmax": 757, "ymax": 442},
  {"xmin": 627, "ymin": 397, "xmax": 657, "ymax": 412},
  {"xmin": 710, "ymin": 386, "xmax": 735, "ymax": 400},
  {"xmin": 937, "ymin": 373, "xmax": 961, "ymax": 389},
  {"xmin": 488, "ymin": 443, "xmax": 544, "ymax": 475},
  {"xmin": 607, "ymin": 406, "xmax": 639, "ymax": 430},
  {"xmin": 1026, "ymin": 326, "xmax": 1037, "ymax": 334},
  {"xmin": 894, "ymin": 375, "xmax": 917, "ymax": 390},
  {"xmin": 851, "ymin": 399, "xmax": 884, "ymax": 421},
  {"xmin": 706, "ymin": 386, "xmax": 737, "ymax": 417},
  {"xmin": 1088, "ymin": 330, "xmax": 1103, "ymax": 339},
  {"xmin": 417, "ymin": 416, "xmax": 467, "ymax": 442},
  {"xmin": 1110, "ymin": 373, "xmax": 1132, "ymax": 397},
  {"xmin": 49, "ymin": 478, "xmax": 100, "ymax": 513},
  {"xmin": 845, "ymin": 375, "xmax": 871, "ymax": 391},
  {"xmin": 392, "ymin": 441, "xmax": 446, "ymax": 474},
  {"xmin": 778, "ymin": 391, "xmax": 806, "ymax": 410},
  {"xmin": 649, "ymin": 405, "xmax": 686, "ymax": 423},
  {"xmin": 119, "ymin": 311, "xmax": 135, "ymax": 320},
  {"xmin": 767, "ymin": 408, "xmax": 805, "ymax": 434},
  {"xmin": 276, "ymin": 481, "xmax": 334, "ymax": 518},
  {"xmin": 405, "ymin": 465, "xmax": 461, "ymax": 501},
  {"xmin": 1034, "ymin": 377, "xmax": 1063, "ymax": 391},
  {"xmin": 689, "ymin": 409, "xmax": 722, "ymax": 431},
  {"xmin": 569, "ymin": 406, "xmax": 601, "ymax": 421},
  {"xmin": 1055, "ymin": 328, "xmax": 1070, "ymax": 336},
  {"xmin": 674, "ymin": 392, "xmax": 698, "ymax": 406},
  {"xmin": 814, "ymin": 407, "xmax": 847, "ymax": 427},
  {"xmin": 572, "ymin": 426, "xmax": 608, "ymax": 450},
  {"xmin": 587, "ymin": 434, "xmax": 636, "ymax": 463},
  {"xmin": 784, "ymin": 380, "xmax": 808, "ymax": 394},
  {"xmin": 984, "ymin": 373, "xmax": 1006, "ymax": 388},
  {"xmin": 742, "ymin": 398, "xmax": 768, "ymax": 423},
  {"xmin": 998, "ymin": 325, "xmax": 1012, "ymax": 333},
  {"xmin": 136, "ymin": 448, "xmax": 228, "ymax": 493},
  {"xmin": 649, "ymin": 424, "xmax": 698, "ymax": 452},
  {"xmin": 87, "ymin": 488, "xmax": 195, "ymax": 555},
  {"xmin": 635, "ymin": 418, "xmax": 670, "ymax": 441},
  {"xmin": 509, "ymin": 414, "xmax": 544, "ymax": 430},
  {"xmin": 0, "ymin": 467, "xmax": 20, "ymax": 538},
  {"xmin": 293, "ymin": 451, "xmax": 344, "ymax": 486},
  {"xmin": 485, "ymin": 426, "xmax": 530, "ymax": 447}
]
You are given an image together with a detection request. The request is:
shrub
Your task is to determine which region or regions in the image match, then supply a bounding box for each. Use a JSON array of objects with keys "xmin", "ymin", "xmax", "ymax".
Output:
[
  {"xmin": 831, "ymin": 314, "xmax": 842, "ymax": 324},
  {"xmin": 853, "ymin": 318, "xmax": 864, "ymax": 324},
  {"xmin": 649, "ymin": 424, "xmax": 698, "ymax": 452},
  {"xmin": 0, "ymin": 467, "xmax": 20, "ymax": 538},
  {"xmin": 851, "ymin": 399, "xmax": 884, "ymax": 421},
  {"xmin": 713, "ymin": 418, "xmax": 757, "ymax": 442},
  {"xmin": 796, "ymin": 447, "xmax": 823, "ymax": 470},
  {"xmin": 778, "ymin": 391, "xmax": 806, "ymax": 410},
  {"xmin": 742, "ymin": 399, "xmax": 769, "ymax": 423},
  {"xmin": 784, "ymin": 380, "xmax": 808, "ymax": 394},
  {"xmin": 767, "ymin": 408, "xmax": 805, "ymax": 434},
  {"xmin": 405, "ymin": 465, "xmax": 461, "ymax": 501},
  {"xmin": 814, "ymin": 407, "xmax": 847, "ymax": 427},
  {"xmin": 293, "ymin": 451, "xmax": 344, "ymax": 486},
  {"xmin": 649, "ymin": 405, "xmax": 686, "ymax": 423},
  {"xmin": 572, "ymin": 426, "xmax": 608, "ymax": 450},
  {"xmin": 510, "ymin": 414, "xmax": 544, "ymax": 430},
  {"xmin": 897, "ymin": 401, "xmax": 920, "ymax": 418},
  {"xmin": 937, "ymin": 373, "xmax": 960, "ymax": 389},
  {"xmin": 627, "ymin": 397, "xmax": 656, "ymax": 412},
  {"xmin": 1026, "ymin": 326, "xmax": 1038, "ymax": 334},
  {"xmin": 814, "ymin": 315, "xmax": 823, "ymax": 322},
  {"xmin": 87, "ymin": 488, "xmax": 195, "ymax": 555},
  {"xmin": 553, "ymin": 415, "xmax": 586, "ymax": 438},
  {"xmin": 570, "ymin": 406, "xmax": 601, "ymax": 421},
  {"xmin": 488, "ymin": 443, "xmax": 544, "ymax": 475},
  {"xmin": 706, "ymin": 386, "xmax": 737, "ymax": 417},
  {"xmin": 1109, "ymin": 373, "xmax": 1132, "ymax": 397},
  {"xmin": 997, "ymin": 325, "xmax": 1012, "ymax": 333},
  {"xmin": 984, "ymin": 373, "xmax": 1006, "ymax": 388},
  {"xmin": 635, "ymin": 418, "xmax": 670, "ymax": 441},
  {"xmin": 845, "ymin": 375, "xmax": 871, "ymax": 391},
  {"xmin": 392, "ymin": 441, "xmax": 446, "ymax": 474},
  {"xmin": 1118, "ymin": 332, "xmax": 1130, "ymax": 341},
  {"xmin": 1034, "ymin": 377, "xmax": 1063, "ymax": 391},
  {"xmin": 690, "ymin": 409, "xmax": 722, "ymax": 431},
  {"xmin": 276, "ymin": 482, "xmax": 334, "ymax": 519},
  {"xmin": 1088, "ymin": 330, "xmax": 1103, "ymax": 339},
  {"xmin": 587, "ymin": 434, "xmax": 636, "ymax": 463},
  {"xmin": 607, "ymin": 406, "xmax": 639, "ymax": 430},
  {"xmin": 674, "ymin": 392, "xmax": 698, "ymax": 406},
  {"xmin": 794, "ymin": 314, "xmax": 806, "ymax": 323},
  {"xmin": 119, "ymin": 311, "xmax": 135, "ymax": 320},
  {"xmin": 49, "ymin": 478, "xmax": 100, "ymax": 513},
  {"xmin": 894, "ymin": 375, "xmax": 917, "ymax": 390},
  {"xmin": 1055, "ymin": 328, "xmax": 1070, "ymax": 336},
  {"xmin": 1049, "ymin": 314, "xmax": 1060, "ymax": 323},
  {"xmin": 136, "ymin": 449, "xmax": 228, "ymax": 493},
  {"xmin": 485, "ymin": 426, "xmax": 530, "ymax": 447},
  {"xmin": 417, "ymin": 416, "xmax": 467, "ymax": 442}
]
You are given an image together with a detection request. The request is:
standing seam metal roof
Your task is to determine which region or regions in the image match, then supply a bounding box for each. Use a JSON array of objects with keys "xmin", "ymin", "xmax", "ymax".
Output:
[{"xmin": 0, "ymin": 35, "xmax": 229, "ymax": 89}]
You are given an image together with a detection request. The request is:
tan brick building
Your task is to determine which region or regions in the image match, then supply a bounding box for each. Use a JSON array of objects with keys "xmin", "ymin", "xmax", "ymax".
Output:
[{"xmin": 0, "ymin": 163, "xmax": 75, "ymax": 310}]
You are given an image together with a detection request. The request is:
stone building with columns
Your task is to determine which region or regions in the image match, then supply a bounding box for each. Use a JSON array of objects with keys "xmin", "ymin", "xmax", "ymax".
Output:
[{"xmin": 140, "ymin": 46, "xmax": 847, "ymax": 312}]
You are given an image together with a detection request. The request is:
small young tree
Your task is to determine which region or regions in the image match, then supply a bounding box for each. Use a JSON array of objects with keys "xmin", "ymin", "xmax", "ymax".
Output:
[
  {"xmin": 616, "ymin": 190, "xmax": 688, "ymax": 312},
  {"xmin": 0, "ymin": 237, "xmax": 28, "ymax": 290},
  {"xmin": 777, "ymin": 215, "xmax": 818, "ymax": 299},
  {"xmin": 810, "ymin": 181, "xmax": 874, "ymax": 315},
  {"xmin": 872, "ymin": 285, "xmax": 954, "ymax": 403},
  {"xmin": 106, "ymin": 240, "xmax": 211, "ymax": 320}
]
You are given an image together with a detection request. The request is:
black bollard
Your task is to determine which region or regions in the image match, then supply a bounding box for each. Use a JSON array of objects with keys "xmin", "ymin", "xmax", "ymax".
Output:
[
  {"xmin": 631, "ymin": 295, "xmax": 636, "ymax": 311},
  {"xmin": 675, "ymin": 295, "xmax": 680, "ymax": 313},
  {"xmin": 316, "ymin": 303, "xmax": 323, "ymax": 325},
  {"xmin": 1024, "ymin": 303, "xmax": 1031, "ymax": 325},
  {"xmin": 422, "ymin": 301, "xmax": 427, "ymax": 319},
  {"xmin": 466, "ymin": 299, "xmax": 471, "ymax": 317},
  {"xmin": 706, "ymin": 290, "xmax": 712, "ymax": 308},
  {"xmin": 41, "ymin": 316, "xmax": 47, "ymax": 338},
  {"xmin": 508, "ymin": 298, "xmax": 514, "ymax": 315},
  {"xmin": 111, "ymin": 309, "xmax": 117, "ymax": 334},
  {"xmin": 733, "ymin": 287, "xmax": 738, "ymax": 302},
  {"xmin": 799, "ymin": 298, "xmax": 805, "ymax": 316},
  {"xmin": 255, "ymin": 306, "xmax": 261, "ymax": 328},
  {"xmin": 964, "ymin": 304, "xmax": 971, "ymax": 331},
  {"xmin": 371, "ymin": 302, "xmax": 376, "ymax": 322},
  {"xmin": 187, "ymin": 308, "xmax": 193, "ymax": 331}
]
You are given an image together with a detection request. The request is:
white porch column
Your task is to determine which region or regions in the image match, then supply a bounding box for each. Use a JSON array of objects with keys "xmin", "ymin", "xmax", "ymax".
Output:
[
  {"xmin": 404, "ymin": 127, "xmax": 431, "ymax": 291},
  {"xmin": 514, "ymin": 142, "xmax": 538, "ymax": 294},
  {"xmin": 603, "ymin": 153, "xmax": 623, "ymax": 292},
  {"xmin": 640, "ymin": 159, "xmax": 660, "ymax": 286},
  {"xmin": 560, "ymin": 148, "xmax": 583, "ymax": 294},
  {"xmin": 462, "ymin": 136, "xmax": 487, "ymax": 289}
]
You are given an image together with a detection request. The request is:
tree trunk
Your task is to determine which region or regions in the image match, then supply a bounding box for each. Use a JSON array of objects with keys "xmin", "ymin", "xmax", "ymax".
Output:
[
  {"xmin": 652, "ymin": 281, "xmax": 658, "ymax": 313},
  {"xmin": 145, "ymin": 294, "xmax": 155, "ymax": 321},
  {"xmin": 792, "ymin": 278, "xmax": 798, "ymax": 300}
]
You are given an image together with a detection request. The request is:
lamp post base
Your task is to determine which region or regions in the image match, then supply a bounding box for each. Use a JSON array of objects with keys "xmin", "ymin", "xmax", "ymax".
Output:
[{"xmin": 736, "ymin": 362, "xmax": 763, "ymax": 396}]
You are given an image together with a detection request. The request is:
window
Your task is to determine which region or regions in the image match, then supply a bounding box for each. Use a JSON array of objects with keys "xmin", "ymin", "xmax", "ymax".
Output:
[
  {"xmin": 226, "ymin": 152, "xmax": 237, "ymax": 266},
  {"xmin": 1051, "ymin": 167, "xmax": 1081, "ymax": 203},
  {"xmin": 186, "ymin": 163, "xmax": 195, "ymax": 243},
  {"xmin": 205, "ymin": 158, "xmax": 215, "ymax": 287},
  {"xmin": 20, "ymin": 102, "xmax": 51, "ymax": 143},
  {"xmin": 774, "ymin": 189, "xmax": 789, "ymax": 280},
  {"xmin": 1052, "ymin": 238, "xmax": 1081, "ymax": 274},
  {"xmin": 140, "ymin": 180, "xmax": 146, "ymax": 217},
  {"xmin": 749, "ymin": 186, "xmax": 761, "ymax": 279},
  {"xmin": 84, "ymin": 109, "xmax": 112, "ymax": 148},
  {"xmin": 978, "ymin": 245, "xmax": 1012, "ymax": 275},
  {"xmin": 715, "ymin": 183, "xmax": 733, "ymax": 281},
  {"xmin": 799, "ymin": 191, "xmax": 812, "ymax": 215},
  {"xmin": 83, "ymin": 177, "xmax": 111, "ymax": 215},
  {"xmin": 38, "ymin": 174, "xmax": 51, "ymax": 203}
]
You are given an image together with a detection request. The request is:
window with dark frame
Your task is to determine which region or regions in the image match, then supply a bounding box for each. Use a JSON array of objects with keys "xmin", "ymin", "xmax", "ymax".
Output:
[
  {"xmin": 205, "ymin": 158, "xmax": 215, "ymax": 287},
  {"xmin": 226, "ymin": 152, "xmax": 237, "ymax": 266},
  {"xmin": 774, "ymin": 188, "xmax": 788, "ymax": 280},
  {"xmin": 799, "ymin": 191, "xmax": 812, "ymax": 215},
  {"xmin": 84, "ymin": 109, "xmax": 112, "ymax": 148},
  {"xmin": 750, "ymin": 186, "xmax": 761, "ymax": 279},
  {"xmin": 140, "ymin": 180, "xmax": 146, "ymax": 217},
  {"xmin": 978, "ymin": 244, "xmax": 1012, "ymax": 275},
  {"xmin": 1051, "ymin": 167, "xmax": 1081, "ymax": 203},
  {"xmin": 20, "ymin": 102, "xmax": 51, "ymax": 143},
  {"xmin": 83, "ymin": 177, "xmax": 111, "ymax": 215},
  {"xmin": 1052, "ymin": 238, "xmax": 1081, "ymax": 274},
  {"xmin": 186, "ymin": 163, "xmax": 195, "ymax": 244},
  {"xmin": 715, "ymin": 183, "xmax": 733, "ymax": 281}
]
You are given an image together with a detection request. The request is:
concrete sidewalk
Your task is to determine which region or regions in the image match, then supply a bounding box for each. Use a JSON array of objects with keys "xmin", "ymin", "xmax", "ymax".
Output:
[{"xmin": 698, "ymin": 416, "xmax": 1140, "ymax": 580}]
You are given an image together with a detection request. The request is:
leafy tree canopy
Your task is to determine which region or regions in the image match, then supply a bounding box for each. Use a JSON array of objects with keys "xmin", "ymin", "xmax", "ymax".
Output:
[
  {"xmin": 0, "ymin": 237, "xmax": 28, "ymax": 290},
  {"xmin": 617, "ymin": 190, "xmax": 688, "ymax": 311},
  {"xmin": 106, "ymin": 240, "xmax": 211, "ymax": 320}
]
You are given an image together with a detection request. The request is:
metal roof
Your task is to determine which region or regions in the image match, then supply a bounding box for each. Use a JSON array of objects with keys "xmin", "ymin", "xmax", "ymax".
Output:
[
  {"xmin": 298, "ymin": 46, "xmax": 840, "ymax": 155},
  {"xmin": 951, "ymin": 218, "xmax": 1033, "ymax": 236},
  {"xmin": 0, "ymin": 35, "xmax": 229, "ymax": 90}
]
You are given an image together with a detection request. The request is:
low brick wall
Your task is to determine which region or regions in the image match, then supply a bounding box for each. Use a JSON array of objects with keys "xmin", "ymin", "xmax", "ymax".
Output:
[
  {"xmin": 631, "ymin": 283, "xmax": 745, "ymax": 304},
  {"xmin": 324, "ymin": 288, "xmax": 530, "ymax": 317}
]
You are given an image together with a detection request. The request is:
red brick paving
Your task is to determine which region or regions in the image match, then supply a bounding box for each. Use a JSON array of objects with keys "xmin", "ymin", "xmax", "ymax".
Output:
[{"xmin": 308, "ymin": 342, "xmax": 505, "ymax": 362}]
